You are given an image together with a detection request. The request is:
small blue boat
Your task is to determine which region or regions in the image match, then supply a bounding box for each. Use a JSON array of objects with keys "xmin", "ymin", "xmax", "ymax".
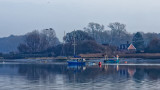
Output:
[
  {"xmin": 67, "ymin": 59, "xmax": 86, "ymax": 65},
  {"xmin": 67, "ymin": 32, "xmax": 86, "ymax": 65}
]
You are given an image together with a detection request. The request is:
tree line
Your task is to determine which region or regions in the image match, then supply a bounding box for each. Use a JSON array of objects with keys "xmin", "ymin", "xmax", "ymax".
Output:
[
  {"xmin": 16, "ymin": 22, "xmax": 160, "ymax": 57},
  {"xmin": 18, "ymin": 28, "xmax": 59, "ymax": 55}
]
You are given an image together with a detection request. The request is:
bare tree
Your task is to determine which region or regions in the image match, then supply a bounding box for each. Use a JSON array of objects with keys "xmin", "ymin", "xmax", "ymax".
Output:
[
  {"xmin": 25, "ymin": 30, "xmax": 41, "ymax": 53},
  {"xmin": 39, "ymin": 33, "xmax": 49, "ymax": 51},
  {"xmin": 18, "ymin": 28, "xmax": 60, "ymax": 54},
  {"xmin": 18, "ymin": 30, "xmax": 49, "ymax": 53},
  {"xmin": 108, "ymin": 22, "xmax": 126, "ymax": 34},
  {"xmin": 42, "ymin": 28, "xmax": 59, "ymax": 47},
  {"xmin": 84, "ymin": 22, "xmax": 105, "ymax": 43},
  {"xmin": 108, "ymin": 22, "xmax": 132, "ymax": 46}
]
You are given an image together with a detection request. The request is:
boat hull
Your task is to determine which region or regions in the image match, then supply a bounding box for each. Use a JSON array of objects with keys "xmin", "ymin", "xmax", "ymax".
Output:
[
  {"xmin": 67, "ymin": 61, "xmax": 86, "ymax": 65},
  {"xmin": 104, "ymin": 59, "xmax": 119, "ymax": 63}
]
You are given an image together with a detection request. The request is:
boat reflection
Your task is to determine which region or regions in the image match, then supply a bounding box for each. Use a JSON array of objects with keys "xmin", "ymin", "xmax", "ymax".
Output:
[{"xmin": 67, "ymin": 64, "xmax": 86, "ymax": 72}]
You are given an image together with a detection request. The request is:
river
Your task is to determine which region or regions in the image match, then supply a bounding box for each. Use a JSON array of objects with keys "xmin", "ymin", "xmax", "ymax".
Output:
[{"xmin": 0, "ymin": 59, "xmax": 160, "ymax": 90}]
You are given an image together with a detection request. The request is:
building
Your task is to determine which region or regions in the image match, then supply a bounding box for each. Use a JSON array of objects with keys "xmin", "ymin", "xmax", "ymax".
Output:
[
  {"xmin": 118, "ymin": 41, "xmax": 136, "ymax": 53},
  {"xmin": 127, "ymin": 44, "xmax": 136, "ymax": 53}
]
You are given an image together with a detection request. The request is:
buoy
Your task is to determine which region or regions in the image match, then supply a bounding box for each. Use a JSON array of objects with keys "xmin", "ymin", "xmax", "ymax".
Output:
[
  {"xmin": 125, "ymin": 61, "xmax": 127, "ymax": 64},
  {"xmin": 98, "ymin": 62, "xmax": 102, "ymax": 65}
]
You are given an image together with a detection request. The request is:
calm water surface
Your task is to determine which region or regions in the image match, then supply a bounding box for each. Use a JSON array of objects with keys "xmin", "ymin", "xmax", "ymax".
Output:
[{"xmin": 0, "ymin": 59, "xmax": 160, "ymax": 90}]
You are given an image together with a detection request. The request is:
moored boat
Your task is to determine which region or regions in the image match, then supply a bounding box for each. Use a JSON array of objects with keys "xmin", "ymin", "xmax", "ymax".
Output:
[
  {"xmin": 104, "ymin": 59, "xmax": 119, "ymax": 63},
  {"xmin": 104, "ymin": 55, "xmax": 119, "ymax": 63},
  {"xmin": 67, "ymin": 30, "xmax": 86, "ymax": 65},
  {"xmin": 67, "ymin": 58, "xmax": 86, "ymax": 65}
]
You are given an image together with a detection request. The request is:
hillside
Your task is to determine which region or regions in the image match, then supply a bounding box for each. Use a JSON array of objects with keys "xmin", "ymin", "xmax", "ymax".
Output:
[{"xmin": 0, "ymin": 35, "xmax": 25, "ymax": 53}]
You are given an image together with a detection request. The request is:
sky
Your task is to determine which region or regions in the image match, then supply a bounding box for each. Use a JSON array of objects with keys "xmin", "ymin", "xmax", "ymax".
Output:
[{"xmin": 0, "ymin": 0, "xmax": 160, "ymax": 41}]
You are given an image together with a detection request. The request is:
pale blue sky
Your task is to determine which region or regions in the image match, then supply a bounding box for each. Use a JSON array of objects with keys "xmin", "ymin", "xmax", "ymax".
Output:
[{"xmin": 0, "ymin": 0, "xmax": 160, "ymax": 41}]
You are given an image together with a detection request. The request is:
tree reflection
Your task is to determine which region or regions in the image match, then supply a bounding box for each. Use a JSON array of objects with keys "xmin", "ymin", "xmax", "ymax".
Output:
[{"xmin": 0, "ymin": 64, "xmax": 160, "ymax": 84}]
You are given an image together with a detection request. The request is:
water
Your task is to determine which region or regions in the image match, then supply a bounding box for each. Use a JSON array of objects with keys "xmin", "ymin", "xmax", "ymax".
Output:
[{"xmin": 0, "ymin": 59, "xmax": 160, "ymax": 90}]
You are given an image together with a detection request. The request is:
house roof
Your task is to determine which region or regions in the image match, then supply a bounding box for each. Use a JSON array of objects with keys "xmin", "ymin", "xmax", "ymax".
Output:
[
  {"xmin": 128, "ymin": 44, "xmax": 136, "ymax": 50},
  {"xmin": 119, "ymin": 44, "xmax": 130, "ymax": 50}
]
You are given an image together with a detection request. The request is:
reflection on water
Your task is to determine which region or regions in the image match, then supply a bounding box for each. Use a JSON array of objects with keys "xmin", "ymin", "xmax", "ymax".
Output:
[{"xmin": 0, "ymin": 60, "xmax": 160, "ymax": 90}]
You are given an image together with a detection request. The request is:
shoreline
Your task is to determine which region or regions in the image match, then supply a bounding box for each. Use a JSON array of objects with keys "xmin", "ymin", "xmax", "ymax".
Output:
[
  {"xmin": 1, "ymin": 53, "xmax": 160, "ymax": 60},
  {"xmin": 119, "ymin": 53, "xmax": 160, "ymax": 59}
]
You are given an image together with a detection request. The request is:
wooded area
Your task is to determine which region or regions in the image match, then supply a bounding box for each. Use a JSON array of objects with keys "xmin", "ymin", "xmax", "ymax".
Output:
[{"xmin": 7, "ymin": 22, "xmax": 158, "ymax": 58}]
